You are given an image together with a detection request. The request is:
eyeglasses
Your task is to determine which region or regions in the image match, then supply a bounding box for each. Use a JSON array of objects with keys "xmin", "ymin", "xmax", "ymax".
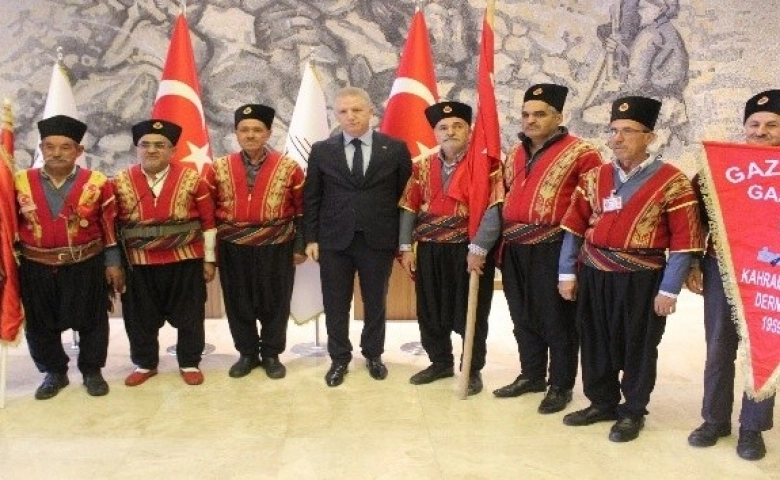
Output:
[
  {"xmin": 137, "ymin": 141, "xmax": 170, "ymax": 150},
  {"xmin": 606, "ymin": 128, "xmax": 651, "ymax": 137}
]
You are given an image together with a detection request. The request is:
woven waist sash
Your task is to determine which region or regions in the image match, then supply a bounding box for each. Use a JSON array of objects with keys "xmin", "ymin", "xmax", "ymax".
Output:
[
  {"xmin": 503, "ymin": 222, "xmax": 563, "ymax": 244},
  {"xmin": 414, "ymin": 212, "xmax": 468, "ymax": 243},
  {"xmin": 122, "ymin": 220, "xmax": 202, "ymax": 251},
  {"xmin": 122, "ymin": 220, "xmax": 201, "ymax": 239},
  {"xmin": 582, "ymin": 242, "xmax": 666, "ymax": 272},
  {"xmin": 217, "ymin": 217, "xmax": 295, "ymax": 246}
]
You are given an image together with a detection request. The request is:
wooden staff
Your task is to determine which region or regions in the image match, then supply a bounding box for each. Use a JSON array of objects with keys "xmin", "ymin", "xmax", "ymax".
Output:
[{"xmin": 457, "ymin": 270, "xmax": 480, "ymax": 399}]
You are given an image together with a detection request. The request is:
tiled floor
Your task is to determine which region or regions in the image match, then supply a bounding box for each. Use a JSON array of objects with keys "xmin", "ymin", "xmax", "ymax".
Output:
[{"xmin": 0, "ymin": 290, "xmax": 778, "ymax": 479}]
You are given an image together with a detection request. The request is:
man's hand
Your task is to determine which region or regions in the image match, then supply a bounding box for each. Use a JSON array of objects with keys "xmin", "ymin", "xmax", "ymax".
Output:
[
  {"xmin": 604, "ymin": 34, "xmax": 629, "ymax": 57},
  {"xmin": 654, "ymin": 294, "xmax": 677, "ymax": 317},
  {"xmin": 293, "ymin": 253, "xmax": 307, "ymax": 265},
  {"xmin": 558, "ymin": 279, "xmax": 577, "ymax": 301},
  {"xmin": 400, "ymin": 251, "xmax": 416, "ymax": 278},
  {"xmin": 466, "ymin": 253, "xmax": 486, "ymax": 275},
  {"xmin": 305, "ymin": 242, "xmax": 319, "ymax": 262},
  {"xmin": 685, "ymin": 264, "xmax": 704, "ymax": 295},
  {"xmin": 203, "ymin": 262, "xmax": 217, "ymax": 283},
  {"xmin": 105, "ymin": 266, "xmax": 125, "ymax": 294}
]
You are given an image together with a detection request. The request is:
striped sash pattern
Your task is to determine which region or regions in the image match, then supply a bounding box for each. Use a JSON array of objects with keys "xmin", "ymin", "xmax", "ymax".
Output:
[
  {"xmin": 122, "ymin": 221, "xmax": 202, "ymax": 251},
  {"xmin": 503, "ymin": 221, "xmax": 563, "ymax": 244},
  {"xmin": 414, "ymin": 212, "xmax": 468, "ymax": 243},
  {"xmin": 582, "ymin": 242, "xmax": 665, "ymax": 272},
  {"xmin": 217, "ymin": 217, "xmax": 295, "ymax": 246}
]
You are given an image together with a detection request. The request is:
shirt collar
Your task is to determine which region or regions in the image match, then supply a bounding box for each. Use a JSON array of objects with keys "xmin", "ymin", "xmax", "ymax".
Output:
[
  {"xmin": 142, "ymin": 164, "xmax": 171, "ymax": 181},
  {"xmin": 343, "ymin": 130, "xmax": 373, "ymax": 147},
  {"xmin": 614, "ymin": 154, "xmax": 657, "ymax": 183},
  {"xmin": 438, "ymin": 148, "xmax": 468, "ymax": 171},
  {"xmin": 241, "ymin": 147, "xmax": 269, "ymax": 167}
]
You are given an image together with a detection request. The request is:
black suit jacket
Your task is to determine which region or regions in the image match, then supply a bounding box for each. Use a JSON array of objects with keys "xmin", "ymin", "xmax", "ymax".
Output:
[{"xmin": 304, "ymin": 131, "xmax": 412, "ymax": 251}]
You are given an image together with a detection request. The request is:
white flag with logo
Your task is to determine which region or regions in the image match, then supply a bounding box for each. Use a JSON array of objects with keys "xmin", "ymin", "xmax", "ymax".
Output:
[{"xmin": 284, "ymin": 62, "xmax": 330, "ymax": 325}]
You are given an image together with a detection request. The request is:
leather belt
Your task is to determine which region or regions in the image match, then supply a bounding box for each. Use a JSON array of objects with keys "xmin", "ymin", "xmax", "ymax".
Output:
[
  {"xmin": 122, "ymin": 221, "xmax": 201, "ymax": 239},
  {"xmin": 21, "ymin": 239, "xmax": 104, "ymax": 266}
]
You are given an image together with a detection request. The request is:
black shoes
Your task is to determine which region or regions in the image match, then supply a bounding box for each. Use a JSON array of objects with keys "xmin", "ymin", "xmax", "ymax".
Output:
[
  {"xmin": 537, "ymin": 386, "xmax": 573, "ymax": 414},
  {"xmin": 35, "ymin": 372, "xmax": 69, "ymax": 400},
  {"xmin": 563, "ymin": 405, "xmax": 618, "ymax": 426},
  {"xmin": 38, "ymin": 372, "xmax": 108, "ymax": 399},
  {"xmin": 688, "ymin": 422, "xmax": 731, "ymax": 447},
  {"xmin": 261, "ymin": 356, "xmax": 287, "ymax": 379},
  {"xmin": 325, "ymin": 359, "xmax": 386, "ymax": 385},
  {"xmin": 467, "ymin": 371, "xmax": 483, "ymax": 396},
  {"xmin": 366, "ymin": 357, "xmax": 388, "ymax": 380},
  {"xmin": 688, "ymin": 423, "xmax": 765, "ymax": 460},
  {"xmin": 325, "ymin": 362, "xmax": 349, "ymax": 387},
  {"xmin": 409, "ymin": 363, "xmax": 454, "ymax": 385},
  {"xmin": 492, "ymin": 375, "xmax": 546, "ymax": 398},
  {"xmin": 737, "ymin": 428, "xmax": 766, "ymax": 461},
  {"xmin": 83, "ymin": 372, "xmax": 109, "ymax": 397},
  {"xmin": 609, "ymin": 416, "xmax": 645, "ymax": 442},
  {"xmin": 229, "ymin": 355, "xmax": 261, "ymax": 378}
]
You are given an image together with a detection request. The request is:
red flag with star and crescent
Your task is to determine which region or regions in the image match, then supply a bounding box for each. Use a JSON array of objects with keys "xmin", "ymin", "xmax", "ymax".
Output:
[
  {"xmin": 448, "ymin": 0, "xmax": 501, "ymax": 239},
  {"xmin": 379, "ymin": 9, "xmax": 439, "ymax": 160},
  {"xmin": 152, "ymin": 14, "xmax": 211, "ymax": 171},
  {"xmin": 0, "ymin": 99, "xmax": 24, "ymax": 344}
]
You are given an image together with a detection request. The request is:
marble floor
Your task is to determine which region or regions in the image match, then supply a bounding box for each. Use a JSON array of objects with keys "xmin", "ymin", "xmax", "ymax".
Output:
[{"xmin": 0, "ymin": 290, "xmax": 778, "ymax": 479}]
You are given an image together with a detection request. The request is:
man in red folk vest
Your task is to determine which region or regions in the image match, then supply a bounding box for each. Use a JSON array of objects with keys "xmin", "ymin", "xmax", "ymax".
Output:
[
  {"xmin": 211, "ymin": 104, "xmax": 305, "ymax": 380},
  {"xmin": 495, "ymin": 84, "xmax": 602, "ymax": 414},
  {"xmin": 558, "ymin": 96, "xmax": 703, "ymax": 442},
  {"xmin": 399, "ymin": 101, "xmax": 503, "ymax": 396},
  {"xmin": 16, "ymin": 115, "xmax": 124, "ymax": 399},
  {"xmin": 114, "ymin": 119, "xmax": 216, "ymax": 387}
]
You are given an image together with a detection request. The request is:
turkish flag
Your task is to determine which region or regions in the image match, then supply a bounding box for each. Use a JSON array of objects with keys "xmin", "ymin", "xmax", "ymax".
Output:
[
  {"xmin": 0, "ymin": 99, "xmax": 24, "ymax": 344},
  {"xmin": 379, "ymin": 10, "xmax": 438, "ymax": 159},
  {"xmin": 702, "ymin": 141, "xmax": 780, "ymax": 400},
  {"xmin": 152, "ymin": 14, "xmax": 211, "ymax": 172},
  {"xmin": 448, "ymin": 0, "xmax": 501, "ymax": 239}
]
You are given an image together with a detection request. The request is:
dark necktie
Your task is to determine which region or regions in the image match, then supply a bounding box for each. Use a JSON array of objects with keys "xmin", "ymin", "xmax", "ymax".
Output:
[{"xmin": 350, "ymin": 138, "xmax": 364, "ymax": 182}]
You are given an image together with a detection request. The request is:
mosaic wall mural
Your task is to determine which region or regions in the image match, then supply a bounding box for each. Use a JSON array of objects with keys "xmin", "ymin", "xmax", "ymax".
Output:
[{"xmin": 0, "ymin": 0, "xmax": 777, "ymax": 176}]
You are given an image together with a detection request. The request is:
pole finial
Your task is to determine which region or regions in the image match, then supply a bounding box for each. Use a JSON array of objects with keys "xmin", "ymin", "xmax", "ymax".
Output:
[{"xmin": 307, "ymin": 47, "xmax": 318, "ymax": 63}]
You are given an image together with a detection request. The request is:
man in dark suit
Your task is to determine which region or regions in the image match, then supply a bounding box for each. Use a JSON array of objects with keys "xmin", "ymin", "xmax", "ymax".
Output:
[{"xmin": 304, "ymin": 86, "xmax": 412, "ymax": 387}]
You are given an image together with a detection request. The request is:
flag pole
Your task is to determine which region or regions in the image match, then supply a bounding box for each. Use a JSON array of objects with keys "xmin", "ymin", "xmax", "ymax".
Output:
[
  {"xmin": 457, "ymin": 272, "xmax": 480, "ymax": 399},
  {"xmin": 1, "ymin": 344, "xmax": 7, "ymax": 408},
  {"xmin": 456, "ymin": 0, "xmax": 496, "ymax": 399}
]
